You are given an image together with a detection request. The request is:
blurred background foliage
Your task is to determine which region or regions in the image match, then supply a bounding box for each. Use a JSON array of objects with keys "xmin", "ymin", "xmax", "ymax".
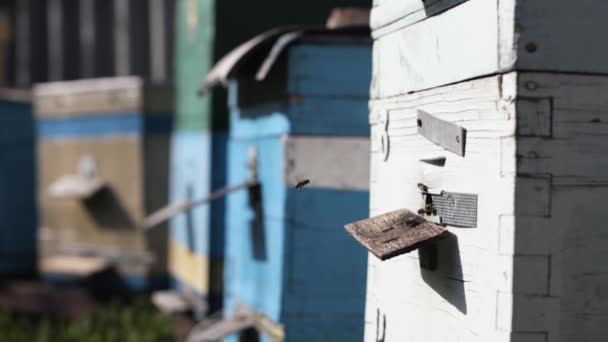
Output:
[{"xmin": 0, "ymin": 298, "xmax": 174, "ymax": 342}]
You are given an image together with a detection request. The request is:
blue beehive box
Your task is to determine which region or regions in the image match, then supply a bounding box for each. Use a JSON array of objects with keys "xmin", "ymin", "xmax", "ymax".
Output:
[
  {"xmin": 0, "ymin": 90, "xmax": 37, "ymax": 277},
  {"xmin": 199, "ymin": 27, "xmax": 372, "ymax": 341},
  {"xmin": 165, "ymin": 131, "xmax": 227, "ymax": 312}
]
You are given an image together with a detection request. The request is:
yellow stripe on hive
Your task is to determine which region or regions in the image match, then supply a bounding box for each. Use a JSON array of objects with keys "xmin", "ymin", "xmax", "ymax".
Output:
[{"xmin": 169, "ymin": 239, "xmax": 209, "ymax": 294}]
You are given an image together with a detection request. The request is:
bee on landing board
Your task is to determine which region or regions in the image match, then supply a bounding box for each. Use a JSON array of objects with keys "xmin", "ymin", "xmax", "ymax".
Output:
[{"xmin": 295, "ymin": 179, "xmax": 310, "ymax": 191}]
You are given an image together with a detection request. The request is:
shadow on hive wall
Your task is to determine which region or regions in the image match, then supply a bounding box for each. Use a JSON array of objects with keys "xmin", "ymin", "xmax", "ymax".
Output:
[
  {"xmin": 248, "ymin": 183, "xmax": 266, "ymax": 261},
  {"xmin": 420, "ymin": 233, "xmax": 467, "ymax": 314},
  {"xmin": 82, "ymin": 187, "xmax": 136, "ymax": 230}
]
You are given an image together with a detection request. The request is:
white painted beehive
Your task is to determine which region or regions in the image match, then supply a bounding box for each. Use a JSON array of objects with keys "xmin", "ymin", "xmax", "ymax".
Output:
[
  {"xmin": 370, "ymin": 0, "xmax": 608, "ymax": 98},
  {"xmin": 362, "ymin": 72, "xmax": 608, "ymax": 342}
]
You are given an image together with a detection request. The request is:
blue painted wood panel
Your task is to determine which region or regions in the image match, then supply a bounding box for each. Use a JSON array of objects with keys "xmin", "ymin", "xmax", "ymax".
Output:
[
  {"xmin": 169, "ymin": 130, "xmax": 227, "ymax": 310},
  {"xmin": 170, "ymin": 131, "xmax": 212, "ymax": 255},
  {"xmin": 229, "ymin": 88, "xmax": 369, "ymax": 138},
  {"xmin": 288, "ymin": 44, "xmax": 372, "ymax": 98},
  {"xmin": 225, "ymin": 136, "xmax": 288, "ymax": 333},
  {"xmin": 0, "ymin": 101, "xmax": 37, "ymax": 276},
  {"xmin": 225, "ymin": 41, "xmax": 371, "ymax": 341},
  {"xmin": 37, "ymin": 112, "xmax": 173, "ymax": 139},
  {"xmin": 290, "ymin": 98, "xmax": 369, "ymax": 137},
  {"xmin": 282, "ymin": 314, "xmax": 364, "ymax": 342},
  {"xmin": 283, "ymin": 189, "xmax": 368, "ymax": 313}
]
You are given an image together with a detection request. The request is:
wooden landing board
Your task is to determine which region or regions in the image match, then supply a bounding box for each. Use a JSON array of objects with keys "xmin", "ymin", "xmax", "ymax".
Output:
[
  {"xmin": 48, "ymin": 174, "xmax": 106, "ymax": 199},
  {"xmin": 151, "ymin": 290, "xmax": 191, "ymax": 315},
  {"xmin": 40, "ymin": 255, "xmax": 109, "ymax": 277},
  {"xmin": 189, "ymin": 314, "xmax": 254, "ymax": 341},
  {"xmin": 345, "ymin": 209, "xmax": 448, "ymax": 260}
]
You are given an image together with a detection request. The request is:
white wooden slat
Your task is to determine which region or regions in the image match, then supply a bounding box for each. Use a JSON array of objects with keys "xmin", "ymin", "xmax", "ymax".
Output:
[
  {"xmin": 370, "ymin": 0, "xmax": 468, "ymax": 34},
  {"xmin": 373, "ymin": 0, "xmax": 608, "ymax": 98},
  {"xmin": 284, "ymin": 136, "xmax": 370, "ymax": 191},
  {"xmin": 33, "ymin": 77, "xmax": 143, "ymax": 116},
  {"xmin": 371, "ymin": 0, "xmax": 506, "ymax": 98}
]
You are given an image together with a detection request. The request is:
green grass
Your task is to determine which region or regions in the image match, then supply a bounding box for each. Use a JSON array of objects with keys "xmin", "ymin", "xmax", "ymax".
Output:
[{"xmin": 0, "ymin": 298, "xmax": 175, "ymax": 342}]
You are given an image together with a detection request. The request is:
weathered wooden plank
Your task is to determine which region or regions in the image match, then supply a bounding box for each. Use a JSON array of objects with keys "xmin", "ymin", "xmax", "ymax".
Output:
[
  {"xmin": 345, "ymin": 209, "xmax": 448, "ymax": 260},
  {"xmin": 188, "ymin": 314, "xmax": 254, "ymax": 341}
]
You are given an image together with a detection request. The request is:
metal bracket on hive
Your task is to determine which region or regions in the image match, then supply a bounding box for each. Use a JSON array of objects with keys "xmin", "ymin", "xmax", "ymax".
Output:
[
  {"xmin": 344, "ymin": 209, "xmax": 449, "ymax": 269},
  {"xmin": 417, "ymin": 110, "xmax": 466, "ymax": 157},
  {"xmin": 141, "ymin": 145, "xmax": 260, "ymax": 230},
  {"xmin": 417, "ymin": 183, "xmax": 478, "ymax": 228}
]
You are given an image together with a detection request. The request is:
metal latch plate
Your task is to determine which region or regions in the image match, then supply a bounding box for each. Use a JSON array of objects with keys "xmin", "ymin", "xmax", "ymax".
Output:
[
  {"xmin": 417, "ymin": 110, "xmax": 466, "ymax": 156},
  {"xmin": 430, "ymin": 191, "xmax": 478, "ymax": 228}
]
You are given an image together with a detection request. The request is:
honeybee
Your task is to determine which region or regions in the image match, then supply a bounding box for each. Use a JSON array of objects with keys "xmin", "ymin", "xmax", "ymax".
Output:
[
  {"xmin": 417, "ymin": 183, "xmax": 428, "ymax": 193},
  {"xmin": 295, "ymin": 179, "xmax": 311, "ymax": 191}
]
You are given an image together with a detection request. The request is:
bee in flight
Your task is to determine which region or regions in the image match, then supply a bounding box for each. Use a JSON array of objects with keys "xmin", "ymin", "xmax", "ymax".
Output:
[{"xmin": 295, "ymin": 179, "xmax": 311, "ymax": 191}]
